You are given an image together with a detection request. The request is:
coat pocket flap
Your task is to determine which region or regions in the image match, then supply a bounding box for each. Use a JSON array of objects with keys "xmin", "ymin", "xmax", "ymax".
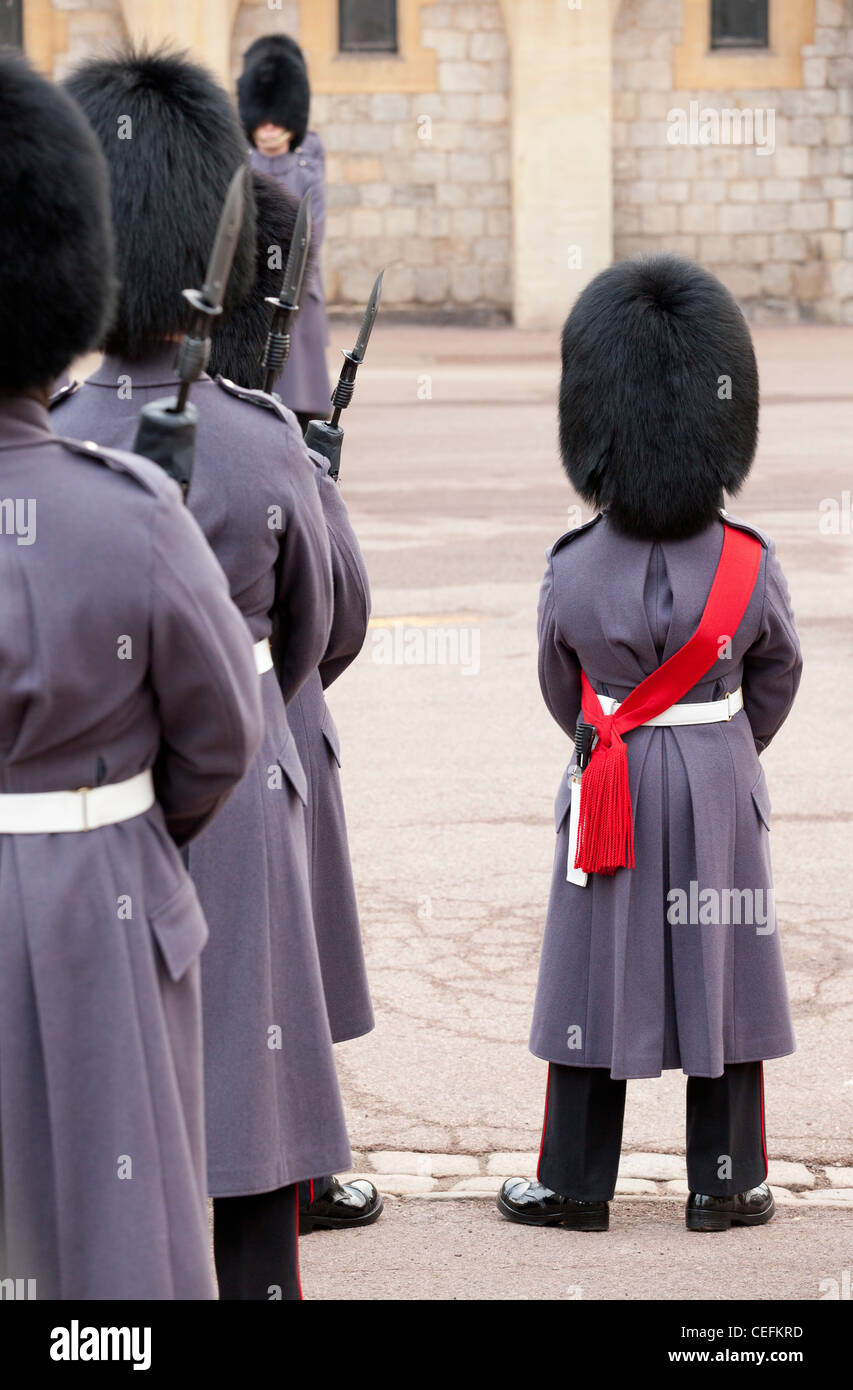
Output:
[
  {"xmin": 751, "ymin": 770, "xmax": 772, "ymax": 831},
  {"xmin": 554, "ymin": 773, "xmax": 573, "ymax": 831},
  {"xmin": 149, "ymin": 876, "xmax": 209, "ymax": 983},
  {"xmin": 277, "ymin": 727, "xmax": 309, "ymax": 805},
  {"xmin": 321, "ymin": 704, "xmax": 342, "ymax": 767}
]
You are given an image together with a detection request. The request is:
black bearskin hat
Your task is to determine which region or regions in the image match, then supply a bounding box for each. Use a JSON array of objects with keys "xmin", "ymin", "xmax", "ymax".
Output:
[
  {"xmin": 63, "ymin": 46, "xmax": 256, "ymax": 361},
  {"xmin": 238, "ymin": 35, "xmax": 310, "ymax": 149},
  {"xmin": 208, "ymin": 171, "xmax": 316, "ymax": 389},
  {"xmin": 559, "ymin": 255, "xmax": 759, "ymax": 540},
  {"xmin": 0, "ymin": 51, "xmax": 116, "ymax": 391}
]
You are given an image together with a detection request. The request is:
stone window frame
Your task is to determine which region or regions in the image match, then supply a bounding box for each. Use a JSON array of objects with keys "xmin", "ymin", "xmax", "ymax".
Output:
[
  {"xmin": 710, "ymin": 0, "xmax": 769, "ymax": 50},
  {"xmin": 673, "ymin": 0, "xmax": 815, "ymax": 89},
  {"xmin": 301, "ymin": 0, "xmax": 437, "ymax": 92},
  {"xmin": 338, "ymin": 0, "xmax": 399, "ymax": 53},
  {"xmin": 1, "ymin": 0, "xmax": 23, "ymax": 49}
]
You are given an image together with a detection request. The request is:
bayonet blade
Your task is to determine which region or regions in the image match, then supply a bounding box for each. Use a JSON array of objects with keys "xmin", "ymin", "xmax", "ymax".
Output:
[
  {"xmin": 351, "ymin": 269, "xmax": 384, "ymax": 362},
  {"xmin": 277, "ymin": 191, "xmax": 312, "ymax": 309},
  {"xmin": 200, "ymin": 165, "xmax": 246, "ymax": 312}
]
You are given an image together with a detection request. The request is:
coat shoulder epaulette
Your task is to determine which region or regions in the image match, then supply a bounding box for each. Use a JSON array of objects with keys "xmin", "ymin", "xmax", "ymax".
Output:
[
  {"xmin": 48, "ymin": 379, "xmax": 79, "ymax": 408},
  {"xmin": 549, "ymin": 511, "xmax": 604, "ymax": 559},
  {"xmin": 54, "ymin": 435, "xmax": 179, "ymax": 500},
  {"xmin": 719, "ymin": 509, "xmax": 770, "ymax": 549},
  {"xmin": 214, "ymin": 375, "xmax": 296, "ymax": 428},
  {"xmin": 305, "ymin": 445, "xmax": 332, "ymax": 476},
  {"xmin": 215, "ymin": 375, "xmax": 326, "ymax": 471}
]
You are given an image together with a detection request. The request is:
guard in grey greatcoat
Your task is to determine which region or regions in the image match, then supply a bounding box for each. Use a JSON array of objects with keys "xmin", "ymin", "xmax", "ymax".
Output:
[
  {"xmin": 237, "ymin": 34, "xmax": 331, "ymax": 426},
  {"xmin": 0, "ymin": 53, "xmax": 263, "ymax": 1299},
  {"xmin": 208, "ymin": 172, "xmax": 381, "ymax": 1233},
  {"xmin": 58, "ymin": 48, "xmax": 350, "ymax": 1301},
  {"xmin": 498, "ymin": 256, "xmax": 803, "ymax": 1235}
]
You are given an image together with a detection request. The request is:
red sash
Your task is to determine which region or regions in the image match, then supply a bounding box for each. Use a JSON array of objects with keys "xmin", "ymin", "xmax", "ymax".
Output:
[{"xmin": 574, "ymin": 524, "xmax": 763, "ymax": 876}]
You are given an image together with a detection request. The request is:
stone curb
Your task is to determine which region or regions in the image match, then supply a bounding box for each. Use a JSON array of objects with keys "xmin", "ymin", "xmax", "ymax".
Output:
[{"xmin": 337, "ymin": 1153, "xmax": 853, "ymax": 1207}]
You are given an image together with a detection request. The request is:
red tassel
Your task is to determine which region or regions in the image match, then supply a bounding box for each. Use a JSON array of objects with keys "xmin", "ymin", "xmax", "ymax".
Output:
[{"xmin": 574, "ymin": 731, "xmax": 635, "ymax": 875}]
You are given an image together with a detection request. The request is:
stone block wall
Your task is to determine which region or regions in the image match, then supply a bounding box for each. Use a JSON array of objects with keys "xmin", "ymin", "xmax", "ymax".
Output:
[
  {"xmin": 34, "ymin": 0, "xmax": 853, "ymax": 323},
  {"xmin": 613, "ymin": 0, "xmax": 853, "ymax": 322},
  {"xmin": 48, "ymin": 0, "xmax": 126, "ymax": 81},
  {"xmin": 231, "ymin": 0, "xmax": 513, "ymax": 317}
]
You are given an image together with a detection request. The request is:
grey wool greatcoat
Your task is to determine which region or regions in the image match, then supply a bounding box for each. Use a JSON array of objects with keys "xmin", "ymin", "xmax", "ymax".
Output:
[
  {"xmin": 288, "ymin": 448, "xmax": 374, "ymax": 1043},
  {"xmin": 530, "ymin": 512, "xmax": 802, "ymax": 1080},
  {"xmin": 249, "ymin": 131, "xmax": 332, "ymax": 415},
  {"xmin": 54, "ymin": 350, "xmax": 352, "ymax": 1195},
  {"xmin": 0, "ymin": 395, "xmax": 263, "ymax": 1299}
]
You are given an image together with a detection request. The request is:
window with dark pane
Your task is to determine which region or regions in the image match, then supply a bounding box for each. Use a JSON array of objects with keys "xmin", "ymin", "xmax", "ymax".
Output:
[
  {"xmin": 0, "ymin": 0, "xmax": 23, "ymax": 49},
  {"xmin": 711, "ymin": 0, "xmax": 769, "ymax": 49},
  {"xmin": 339, "ymin": 0, "xmax": 398, "ymax": 53}
]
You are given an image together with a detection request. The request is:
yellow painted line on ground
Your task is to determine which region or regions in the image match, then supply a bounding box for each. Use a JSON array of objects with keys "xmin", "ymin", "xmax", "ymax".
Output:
[{"xmin": 368, "ymin": 613, "xmax": 488, "ymax": 627}]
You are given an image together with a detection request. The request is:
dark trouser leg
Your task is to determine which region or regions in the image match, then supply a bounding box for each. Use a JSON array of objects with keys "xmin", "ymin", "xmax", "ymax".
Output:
[
  {"xmin": 298, "ymin": 1175, "xmax": 332, "ymax": 1210},
  {"xmin": 686, "ymin": 1061, "xmax": 768, "ymax": 1197},
  {"xmin": 0, "ymin": 1162, "xmax": 5, "ymax": 1280},
  {"xmin": 537, "ymin": 1063, "xmax": 627, "ymax": 1202},
  {"xmin": 213, "ymin": 1184, "xmax": 302, "ymax": 1301}
]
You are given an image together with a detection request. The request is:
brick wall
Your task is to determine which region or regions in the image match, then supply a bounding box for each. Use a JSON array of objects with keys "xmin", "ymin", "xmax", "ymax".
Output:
[
  {"xmin": 613, "ymin": 0, "xmax": 853, "ymax": 323},
  {"xmin": 232, "ymin": 0, "xmax": 512, "ymax": 318}
]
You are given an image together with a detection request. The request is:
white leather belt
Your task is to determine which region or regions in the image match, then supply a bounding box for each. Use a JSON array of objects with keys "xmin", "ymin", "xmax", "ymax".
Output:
[
  {"xmin": 596, "ymin": 687, "xmax": 743, "ymax": 726},
  {"xmin": 0, "ymin": 769, "xmax": 155, "ymax": 834},
  {"xmin": 567, "ymin": 688, "xmax": 745, "ymax": 888},
  {"xmin": 254, "ymin": 637, "xmax": 273, "ymax": 675}
]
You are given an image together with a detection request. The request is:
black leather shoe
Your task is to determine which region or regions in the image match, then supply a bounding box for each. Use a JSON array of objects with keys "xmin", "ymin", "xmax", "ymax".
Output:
[
  {"xmin": 686, "ymin": 1182, "xmax": 775, "ymax": 1232},
  {"xmin": 299, "ymin": 1176, "xmax": 383, "ymax": 1233},
  {"xmin": 497, "ymin": 1177, "xmax": 609, "ymax": 1231}
]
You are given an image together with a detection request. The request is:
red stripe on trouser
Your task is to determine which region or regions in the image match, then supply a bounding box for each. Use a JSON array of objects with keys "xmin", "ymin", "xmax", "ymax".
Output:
[
  {"xmin": 536, "ymin": 1065, "xmax": 551, "ymax": 1180},
  {"xmin": 759, "ymin": 1062, "xmax": 768, "ymax": 1178},
  {"xmin": 294, "ymin": 1187, "xmax": 303, "ymax": 1302}
]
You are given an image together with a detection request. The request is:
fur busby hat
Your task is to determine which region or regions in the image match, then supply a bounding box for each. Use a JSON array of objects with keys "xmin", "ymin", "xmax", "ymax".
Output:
[
  {"xmin": 238, "ymin": 35, "xmax": 310, "ymax": 150},
  {"xmin": 208, "ymin": 171, "xmax": 315, "ymax": 390},
  {"xmin": 0, "ymin": 52, "xmax": 116, "ymax": 391},
  {"xmin": 559, "ymin": 255, "xmax": 759, "ymax": 540},
  {"xmin": 63, "ymin": 46, "xmax": 256, "ymax": 361}
]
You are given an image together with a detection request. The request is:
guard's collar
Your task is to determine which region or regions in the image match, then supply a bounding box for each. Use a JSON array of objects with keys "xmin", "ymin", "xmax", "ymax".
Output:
[
  {"xmin": 87, "ymin": 345, "xmax": 211, "ymax": 390},
  {"xmin": 0, "ymin": 394, "xmax": 54, "ymax": 449}
]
